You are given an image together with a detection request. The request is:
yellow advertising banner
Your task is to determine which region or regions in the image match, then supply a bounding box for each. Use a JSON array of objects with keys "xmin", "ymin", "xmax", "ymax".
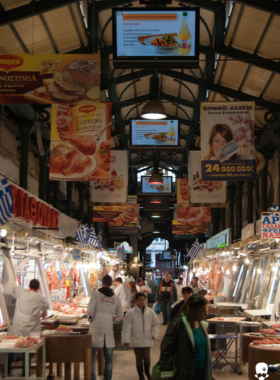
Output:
[
  {"xmin": 172, "ymin": 220, "xmax": 209, "ymax": 234},
  {"xmin": 50, "ymin": 102, "xmax": 112, "ymax": 182},
  {"xmin": 0, "ymin": 54, "xmax": 100, "ymax": 104}
]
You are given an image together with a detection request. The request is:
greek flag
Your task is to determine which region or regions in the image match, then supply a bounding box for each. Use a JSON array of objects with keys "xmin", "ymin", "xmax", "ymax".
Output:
[
  {"xmin": 97, "ymin": 231, "xmax": 103, "ymax": 249},
  {"xmin": 0, "ymin": 179, "xmax": 13, "ymax": 225},
  {"xmin": 76, "ymin": 224, "xmax": 88, "ymax": 247},
  {"xmin": 86, "ymin": 227, "xmax": 99, "ymax": 247},
  {"xmin": 117, "ymin": 245, "xmax": 126, "ymax": 261},
  {"xmin": 271, "ymin": 204, "xmax": 280, "ymax": 212},
  {"xmin": 187, "ymin": 238, "xmax": 202, "ymax": 259}
]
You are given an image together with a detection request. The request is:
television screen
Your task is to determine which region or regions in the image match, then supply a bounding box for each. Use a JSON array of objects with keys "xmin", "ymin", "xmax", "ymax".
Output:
[
  {"xmin": 163, "ymin": 251, "xmax": 176, "ymax": 260},
  {"xmin": 131, "ymin": 119, "xmax": 179, "ymax": 148},
  {"xmin": 112, "ymin": 8, "xmax": 200, "ymax": 68},
  {"xmin": 142, "ymin": 176, "xmax": 172, "ymax": 194}
]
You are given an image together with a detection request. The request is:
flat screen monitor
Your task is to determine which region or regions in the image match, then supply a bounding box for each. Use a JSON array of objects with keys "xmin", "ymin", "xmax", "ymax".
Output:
[
  {"xmin": 142, "ymin": 176, "xmax": 172, "ymax": 194},
  {"xmin": 112, "ymin": 7, "xmax": 200, "ymax": 68},
  {"xmin": 163, "ymin": 251, "xmax": 176, "ymax": 260},
  {"xmin": 131, "ymin": 119, "xmax": 180, "ymax": 148}
]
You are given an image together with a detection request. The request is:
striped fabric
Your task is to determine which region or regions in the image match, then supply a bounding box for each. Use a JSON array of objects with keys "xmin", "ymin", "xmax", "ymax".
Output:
[
  {"xmin": 117, "ymin": 245, "xmax": 126, "ymax": 261},
  {"xmin": 76, "ymin": 224, "xmax": 88, "ymax": 247},
  {"xmin": 86, "ymin": 227, "xmax": 99, "ymax": 247},
  {"xmin": 186, "ymin": 238, "xmax": 202, "ymax": 259},
  {"xmin": 0, "ymin": 179, "xmax": 13, "ymax": 225}
]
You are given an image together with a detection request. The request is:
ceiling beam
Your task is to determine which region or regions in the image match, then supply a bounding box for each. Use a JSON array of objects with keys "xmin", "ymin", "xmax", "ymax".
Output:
[
  {"xmin": 114, "ymin": 69, "xmax": 154, "ymax": 85},
  {"xmin": 158, "ymin": 69, "xmax": 201, "ymax": 85},
  {"xmin": 234, "ymin": 0, "xmax": 280, "ymax": 16},
  {"xmin": 0, "ymin": 0, "xmax": 80, "ymax": 26},
  {"xmin": 118, "ymin": 94, "xmax": 150, "ymax": 109},
  {"xmin": 161, "ymin": 92, "xmax": 196, "ymax": 109},
  {"xmin": 95, "ymin": 0, "xmax": 137, "ymax": 11},
  {"xmin": 176, "ymin": 0, "xmax": 222, "ymax": 12}
]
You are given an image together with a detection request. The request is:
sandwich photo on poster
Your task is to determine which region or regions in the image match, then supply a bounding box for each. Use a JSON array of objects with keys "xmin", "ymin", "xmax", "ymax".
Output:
[
  {"xmin": 93, "ymin": 205, "xmax": 139, "ymax": 224},
  {"xmin": 0, "ymin": 54, "xmax": 100, "ymax": 104},
  {"xmin": 188, "ymin": 151, "xmax": 226, "ymax": 203},
  {"xmin": 172, "ymin": 220, "xmax": 209, "ymax": 234},
  {"xmin": 177, "ymin": 178, "xmax": 189, "ymax": 202},
  {"xmin": 176, "ymin": 203, "xmax": 211, "ymax": 224},
  {"xmin": 200, "ymin": 101, "xmax": 256, "ymax": 181},
  {"xmin": 50, "ymin": 103, "xmax": 111, "ymax": 182},
  {"xmin": 91, "ymin": 151, "xmax": 128, "ymax": 203}
]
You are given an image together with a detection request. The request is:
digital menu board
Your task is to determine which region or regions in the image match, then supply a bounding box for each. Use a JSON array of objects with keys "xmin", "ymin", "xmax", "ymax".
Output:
[
  {"xmin": 113, "ymin": 8, "xmax": 199, "ymax": 67},
  {"xmin": 131, "ymin": 119, "xmax": 179, "ymax": 147},
  {"xmin": 141, "ymin": 176, "xmax": 172, "ymax": 194}
]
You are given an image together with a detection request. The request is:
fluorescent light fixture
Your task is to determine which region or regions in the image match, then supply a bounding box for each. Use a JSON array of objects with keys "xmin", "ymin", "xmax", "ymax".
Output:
[
  {"xmin": 272, "ymin": 266, "xmax": 277, "ymax": 272},
  {"xmin": 141, "ymin": 100, "xmax": 167, "ymax": 120},
  {"xmin": 150, "ymin": 195, "xmax": 162, "ymax": 204},
  {"xmin": 0, "ymin": 229, "xmax": 7, "ymax": 237},
  {"xmin": 245, "ymin": 258, "xmax": 250, "ymax": 264},
  {"xmin": 232, "ymin": 265, "xmax": 237, "ymax": 272},
  {"xmin": 153, "ymin": 228, "xmax": 160, "ymax": 233},
  {"xmin": 226, "ymin": 269, "xmax": 230, "ymax": 275},
  {"xmin": 148, "ymin": 173, "xmax": 163, "ymax": 185},
  {"xmin": 257, "ymin": 268, "xmax": 262, "ymax": 274},
  {"xmin": 234, "ymin": 247, "xmax": 240, "ymax": 250},
  {"xmin": 151, "ymin": 211, "xmax": 161, "ymax": 218}
]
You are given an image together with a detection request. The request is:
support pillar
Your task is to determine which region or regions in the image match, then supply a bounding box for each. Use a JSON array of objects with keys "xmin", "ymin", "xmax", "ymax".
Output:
[
  {"xmin": 247, "ymin": 181, "xmax": 254, "ymax": 223},
  {"xmin": 53, "ymin": 182, "xmax": 60, "ymax": 210},
  {"xmin": 17, "ymin": 121, "xmax": 34, "ymax": 190},
  {"xmin": 261, "ymin": 156, "xmax": 268, "ymax": 212},
  {"xmin": 227, "ymin": 183, "xmax": 235, "ymax": 238},
  {"xmin": 235, "ymin": 182, "xmax": 244, "ymax": 239},
  {"xmin": 212, "ymin": 208, "xmax": 220, "ymax": 236},
  {"xmin": 275, "ymin": 130, "xmax": 280, "ymax": 206},
  {"xmin": 78, "ymin": 183, "xmax": 87, "ymax": 224},
  {"xmin": 220, "ymin": 208, "xmax": 226, "ymax": 231},
  {"xmin": 39, "ymin": 140, "xmax": 50, "ymax": 201},
  {"xmin": 66, "ymin": 182, "xmax": 73, "ymax": 217}
]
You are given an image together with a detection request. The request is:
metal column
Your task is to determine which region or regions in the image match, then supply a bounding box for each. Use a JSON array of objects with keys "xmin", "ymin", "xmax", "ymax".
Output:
[
  {"xmin": 66, "ymin": 181, "xmax": 73, "ymax": 217},
  {"xmin": 78, "ymin": 183, "xmax": 87, "ymax": 224},
  {"xmin": 227, "ymin": 184, "xmax": 236, "ymax": 239},
  {"xmin": 235, "ymin": 182, "xmax": 244, "ymax": 239},
  {"xmin": 53, "ymin": 181, "xmax": 60, "ymax": 210},
  {"xmin": 39, "ymin": 139, "xmax": 50, "ymax": 201},
  {"xmin": 18, "ymin": 121, "xmax": 34, "ymax": 190},
  {"xmin": 247, "ymin": 181, "xmax": 254, "ymax": 223},
  {"xmin": 274, "ymin": 130, "xmax": 280, "ymax": 205}
]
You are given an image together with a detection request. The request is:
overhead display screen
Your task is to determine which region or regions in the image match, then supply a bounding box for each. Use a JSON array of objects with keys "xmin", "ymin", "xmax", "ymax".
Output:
[
  {"xmin": 141, "ymin": 176, "xmax": 172, "ymax": 194},
  {"xmin": 131, "ymin": 119, "xmax": 179, "ymax": 147},
  {"xmin": 113, "ymin": 8, "xmax": 199, "ymax": 67}
]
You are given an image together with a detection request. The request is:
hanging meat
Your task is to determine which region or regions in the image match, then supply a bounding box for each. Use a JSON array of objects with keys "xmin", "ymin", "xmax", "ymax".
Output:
[
  {"xmin": 46, "ymin": 265, "xmax": 53, "ymax": 293},
  {"xmin": 45, "ymin": 262, "xmax": 60, "ymax": 293},
  {"xmin": 52, "ymin": 263, "xmax": 60, "ymax": 290},
  {"xmin": 213, "ymin": 263, "xmax": 222, "ymax": 295},
  {"xmin": 17, "ymin": 276, "xmax": 21, "ymax": 286},
  {"xmin": 208, "ymin": 263, "xmax": 214, "ymax": 290},
  {"xmin": 61, "ymin": 266, "xmax": 67, "ymax": 289},
  {"xmin": 224, "ymin": 262, "xmax": 233, "ymax": 279},
  {"xmin": 70, "ymin": 263, "xmax": 81, "ymax": 287},
  {"xmin": 89, "ymin": 268, "xmax": 98, "ymax": 289}
]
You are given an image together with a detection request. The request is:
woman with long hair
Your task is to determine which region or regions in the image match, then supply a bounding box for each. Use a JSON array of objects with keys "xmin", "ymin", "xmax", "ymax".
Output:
[
  {"xmin": 127, "ymin": 281, "xmax": 138, "ymax": 307},
  {"xmin": 158, "ymin": 294, "xmax": 212, "ymax": 380},
  {"xmin": 204, "ymin": 123, "xmax": 235, "ymax": 160}
]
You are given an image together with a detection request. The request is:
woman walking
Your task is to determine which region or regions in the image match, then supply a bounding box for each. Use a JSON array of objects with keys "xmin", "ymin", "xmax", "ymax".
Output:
[
  {"xmin": 127, "ymin": 281, "xmax": 138, "ymax": 307},
  {"xmin": 158, "ymin": 294, "xmax": 212, "ymax": 380}
]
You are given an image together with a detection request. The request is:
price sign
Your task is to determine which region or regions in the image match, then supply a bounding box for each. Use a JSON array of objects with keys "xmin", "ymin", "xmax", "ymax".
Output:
[
  {"xmin": 60, "ymin": 288, "xmax": 67, "ymax": 301},
  {"xmin": 202, "ymin": 162, "xmax": 256, "ymax": 180},
  {"xmin": 51, "ymin": 290, "xmax": 60, "ymax": 302},
  {"xmin": 72, "ymin": 249, "xmax": 81, "ymax": 261}
]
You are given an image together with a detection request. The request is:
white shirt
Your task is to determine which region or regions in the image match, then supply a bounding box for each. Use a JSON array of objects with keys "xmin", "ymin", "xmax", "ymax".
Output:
[
  {"xmin": 109, "ymin": 269, "xmax": 118, "ymax": 281},
  {"xmin": 136, "ymin": 285, "xmax": 141, "ymax": 292},
  {"xmin": 175, "ymin": 284, "xmax": 184, "ymax": 303},
  {"xmin": 12, "ymin": 286, "xmax": 49, "ymax": 337},
  {"xmin": 126, "ymin": 276, "xmax": 135, "ymax": 283},
  {"xmin": 115, "ymin": 284, "xmax": 132, "ymax": 312}
]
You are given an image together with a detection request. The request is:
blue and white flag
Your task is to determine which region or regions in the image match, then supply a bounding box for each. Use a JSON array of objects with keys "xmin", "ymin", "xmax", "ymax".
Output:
[
  {"xmin": 86, "ymin": 227, "xmax": 99, "ymax": 247},
  {"xmin": 271, "ymin": 204, "xmax": 280, "ymax": 212},
  {"xmin": 187, "ymin": 238, "xmax": 202, "ymax": 259},
  {"xmin": 0, "ymin": 178, "xmax": 13, "ymax": 225},
  {"xmin": 117, "ymin": 245, "xmax": 126, "ymax": 261},
  {"xmin": 76, "ymin": 224, "xmax": 88, "ymax": 247},
  {"xmin": 97, "ymin": 231, "xmax": 103, "ymax": 249}
]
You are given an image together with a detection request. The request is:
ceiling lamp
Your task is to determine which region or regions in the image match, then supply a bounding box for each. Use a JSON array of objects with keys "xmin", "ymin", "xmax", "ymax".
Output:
[
  {"xmin": 141, "ymin": 100, "xmax": 167, "ymax": 120},
  {"xmin": 153, "ymin": 228, "xmax": 160, "ymax": 233},
  {"xmin": 150, "ymin": 195, "xmax": 162, "ymax": 204},
  {"xmin": 149, "ymin": 173, "xmax": 163, "ymax": 184},
  {"xmin": 151, "ymin": 211, "xmax": 161, "ymax": 218}
]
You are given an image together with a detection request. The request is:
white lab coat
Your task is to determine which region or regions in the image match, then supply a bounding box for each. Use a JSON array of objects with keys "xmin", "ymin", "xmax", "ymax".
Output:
[
  {"xmin": 175, "ymin": 284, "xmax": 184, "ymax": 304},
  {"xmin": 12, "ymin": 286, "xmax": 49, "ymax": 337},
  {"xmin": 115, "ymin": 284, "xmax": 132, "ymax": 312},
  {"xmin": 126, "ymin": 276, "xmax": 135, "ymax": 283},
  {"xmin": 121, "ymin": 305, "xmax": 159, "ymax": 347},
  {"xmin": 136, "ymin": 285, "xmax": 141, "ymax": 292},
  {"xmin": 109, "ymin": 269, "xmax": 118, "ymax": 281},
  {"xmin": 87, "ymin": 289, "xmax": 123, "ymax": 348}
]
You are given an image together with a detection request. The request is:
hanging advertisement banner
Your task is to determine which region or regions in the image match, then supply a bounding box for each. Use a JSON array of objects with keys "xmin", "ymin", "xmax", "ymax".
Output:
[
  {"xmin": 206, "ymin": 228, "xmax": 231, "ymax": 248},
  {"xmin": 91, "ymin": 151, "xmax": 128, "ymax": 203},
  {"xmin": 177, "ymin": 178, "xmax": 189, "ymax": 202},
  {"xmin": 93, "ymin": 205, "xmax": 139, "ymax": 223},
  {"xmin": 188, "ymin": 151, "xmax": 226, "ymax": 203},
  {"xmin": 261, "ymin": 212, "xmax": 280, "ymax": 239},
  {"xmin": 0, "ymin": 54, "xmax": 100, "ymax": 104},
  {"xmin": 172, "ymin": 220, "xmax": 209, "ymax": 234},
  {"xmin": 109, "ymin": 223, "xmax": 139, "ymax": 235},
  {"xmin": 175, "ymin": 203, "xmax": 211, "ymax": 224},
  {"xmin": 200, "ymin": 101, "xmax": 256, "ymax": 181},
  {"xmin": 50, "ymin": 102, "xmax": 111, "ymax": 182}
]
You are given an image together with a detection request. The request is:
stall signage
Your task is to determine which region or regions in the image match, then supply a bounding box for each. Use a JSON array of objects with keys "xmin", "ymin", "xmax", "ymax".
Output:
[
  {"xmin": 261, "ymin": 212, "xmax": 280, "ymax": 239},
  {"xmin": 9, "ymin": 184, "xmax": 59, "ymax": 228},
  {"xmin": 60, "ymin": 288, "xmax": 67, "ymax": 300},
  {"xmin": 241, "ymin": 223, "xmax": 254, "ymax": 241},
  {"xmin": 206, "ymin": 228, "xmax": 231, "ymax": 248},
  {"xmin": 51, "ymin": 290, "xmax": 60, "ymax": 302},
  {"xmin": 72, "ymin": 249, "xmax": 81, "ymax": 261}
]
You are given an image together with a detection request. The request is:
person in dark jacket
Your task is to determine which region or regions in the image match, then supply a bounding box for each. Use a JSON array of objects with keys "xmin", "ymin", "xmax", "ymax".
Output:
[
  {"xmin": 170, "ymin": 286, "xmax": 193, "ymax": 322},
  {"xmin": 155, "ymin": 273, "xmax": 178, "ymax": 325},
  {"xmin": 159, "ymin": 294, "xmax": 212, "ymax": 380}
]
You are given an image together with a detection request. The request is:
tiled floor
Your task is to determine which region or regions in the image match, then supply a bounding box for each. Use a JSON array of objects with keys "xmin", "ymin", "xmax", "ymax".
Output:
[{"xmin": 8, "ymin": 312, "xmax": 250, "ymax": 379}]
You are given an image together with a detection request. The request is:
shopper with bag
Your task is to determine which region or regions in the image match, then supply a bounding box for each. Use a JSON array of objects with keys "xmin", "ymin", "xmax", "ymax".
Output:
[
  {"xmin": 153, "ymin": 294, "xmax": 212, "ymax": 380},
  {"xmin": 155, "ymin": 273, "xmax": 178, "ymax": 325},
  {"xmin": 122, "ymin": 292, "xmax": 159, "ymax": 380}
]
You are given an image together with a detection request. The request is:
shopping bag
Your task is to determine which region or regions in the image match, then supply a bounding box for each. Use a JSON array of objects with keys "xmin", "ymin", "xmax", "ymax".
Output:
[{"xmin": 154, "ymin": 303, "xmax": 162, "ymax": 315}]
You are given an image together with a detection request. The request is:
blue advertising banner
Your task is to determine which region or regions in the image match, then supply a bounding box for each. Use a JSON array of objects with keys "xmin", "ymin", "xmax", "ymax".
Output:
[{"xmin": 200, "ymin": 102, "xmax": 256, "ymax": 181}]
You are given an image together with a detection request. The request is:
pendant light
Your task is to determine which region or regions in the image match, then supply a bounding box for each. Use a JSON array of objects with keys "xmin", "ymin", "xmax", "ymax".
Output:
[
  {"xmin": 151, "ymin": 211, "xmax": 161, "ymax": 218},
  {"xmin": 141, "ymin": 100, "xmax": 167, "ymax": 120},
  {"xmin": 150, "ymin": 196, "xmax": 162, "ymax": 204},
  {"xmin": 149, "ymin": 160, "xmax": 163, "ymax": 185},
  {"xmin": 153, "ymin": 228, "xmax": 160, "ymax": 234}
]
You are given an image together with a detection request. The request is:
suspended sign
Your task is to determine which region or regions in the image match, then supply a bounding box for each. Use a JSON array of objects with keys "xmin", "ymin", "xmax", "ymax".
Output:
[
  {"xmin": 200, "ymin": 101, "xmax": 256, "ymax": 181},
  {"xmin": 172, "ymin": 220, "xmax": 208, "ymax": 235},
  {"xmin": 0, "ymin": 54, "xmax": 100, "ymax": 104},
  {"xmin": 261, "ymin": 212, "xmax": 280, "ymax": 239},
  {"xmin": 206, "ymin": 228, "xmax": 231, "ymax": 248}
]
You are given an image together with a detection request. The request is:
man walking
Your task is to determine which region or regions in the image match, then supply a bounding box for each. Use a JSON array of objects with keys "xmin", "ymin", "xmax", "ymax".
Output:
[
  {"xmin": 115, "ymin": 277, "xmax": 132, "ymax": 315},
  {"xmin": 155, "ymin": 273, "xmax": 177, "ymax": 325},
  {"xmin": 109, "ymin": 264, "xmax": 119, "ymax": 282},
  {"xmin": 175, "ymin": 277, "xmax": 184, "ymax": 304},
  {"xmin": 122, "ymin": 292, "xmax": 159, "ymax": 380},
  {"xmin": 190, "ymin": 276, "xmax": 202, "ymax": 294},
  {"xmin": 170, "ymin": 286, "xmax": 193, "ymax": 322},
  {"xmin": 87, "ymin": 275, "xmax": 123, "ymax": 380}
]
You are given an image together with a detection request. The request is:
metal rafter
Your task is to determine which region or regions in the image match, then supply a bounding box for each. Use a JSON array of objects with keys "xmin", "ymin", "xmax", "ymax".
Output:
[
  {"xmin": 68, "ymin": 4, "xmax": 85, "ymax": 47},
  {"xmin": 39, "ymin": 15, "xmax": 59, "ymax": 54}
]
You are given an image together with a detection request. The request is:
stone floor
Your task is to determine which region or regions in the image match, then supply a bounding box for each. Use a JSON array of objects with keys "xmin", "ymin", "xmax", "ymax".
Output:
[{"xmin": 7, "ymin": 312, "xmax": 250, "ymax": 379}]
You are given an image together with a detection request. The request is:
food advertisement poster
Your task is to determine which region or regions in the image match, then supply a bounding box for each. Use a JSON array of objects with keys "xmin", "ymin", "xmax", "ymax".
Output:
[
  {"xmin": 131, "ymin": 120, "xmax": 178, "ymax": 147},
  {"xmin": 93, "ymin": 205, "xmax": 139, "ymax": 224},
  {"xmin": 172, "ymin": 220, "xmax": 209, "ymax": 235},
  {"xmin": 142, "ymin": 176, "xmax": 172, "ymax": 194},
  {"xmin": 91, "ymin": 151, "xmax": 128, "ymax": 203},
  {"xmin": 200, "ymin": 101, "xmax": 256, "ymax": 181},
  {"xmin": 50, "ymin": 103, "xmax": 111, "ymax": 182},
  {"xmin": 115, "ymin": 9, "xmax": 197, "ymax": 57},
  {"xmin": 261, "ymin": 212, "xmax": 280, "ymax": 239},
  {"xmin": 176, "ymin": 203, "xmax": 211, "ymax": 224},
  {"xmin": 109, "ymin": 223, "xmax": 139, "ymax": 235},
  {"xmin": 0, "ymin": 54, "xmax": 100, "ymax": 104},
  {"xmin": 177, "ymin": 178, "xmax": 189, "ymax": 202},
  {"xmin": 188, "ymin": 151, "xmax": 226, "ymax": 203}
]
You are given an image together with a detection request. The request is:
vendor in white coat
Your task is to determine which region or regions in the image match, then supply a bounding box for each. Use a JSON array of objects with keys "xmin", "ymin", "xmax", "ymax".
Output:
[
  {"xmin": 115, "ymin": 277, "xmax": 132, "ymax": 315},
  {"xmin": 122, "ymin": 292, "xmax": 159, "ymax": 380},
  {"xmin": 9, "ymin": 279, "xmax": 49, "ymax": 376},
  {"xmin": 109, "ymin": 264, "xmax": 119, "ymax": 282},
  {"xmin": 175, "ymin": 277, "xmax": 184, "ymax": 304},
  {"xmin": 87, "ymin": 274, "xmax": 123, "ymax": 380}
]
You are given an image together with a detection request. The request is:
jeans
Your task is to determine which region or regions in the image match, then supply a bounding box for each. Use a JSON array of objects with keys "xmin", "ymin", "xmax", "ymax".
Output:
[
  {"xmin": 133, "ymin": 347, "xmax": 151, "ymax": 367},
  {"xmin": 8, "ymin": 353, "xmax": 31, "ymax": 376},
  {"xmin": 160, "ymin": 299, "xmax": 171, "ymax": 323},
  {"xmin": 91, "ymin": 343, "xmax": 113, "ymax": 380}
]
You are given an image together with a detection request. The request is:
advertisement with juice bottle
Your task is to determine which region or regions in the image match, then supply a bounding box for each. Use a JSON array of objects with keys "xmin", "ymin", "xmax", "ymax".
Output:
[{"xmin": 91, "ymin": 151, "xmax": 128, "ymax": 203}]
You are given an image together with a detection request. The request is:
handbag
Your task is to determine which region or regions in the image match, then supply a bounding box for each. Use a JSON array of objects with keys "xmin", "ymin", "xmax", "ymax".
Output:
[
  {"xmin": 152, "ymin": 352, "xmax": 178, "ymax": 380},
  {"xmin": 154, "ymin": 303, "xmax": 162, "ymax": 315}
]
